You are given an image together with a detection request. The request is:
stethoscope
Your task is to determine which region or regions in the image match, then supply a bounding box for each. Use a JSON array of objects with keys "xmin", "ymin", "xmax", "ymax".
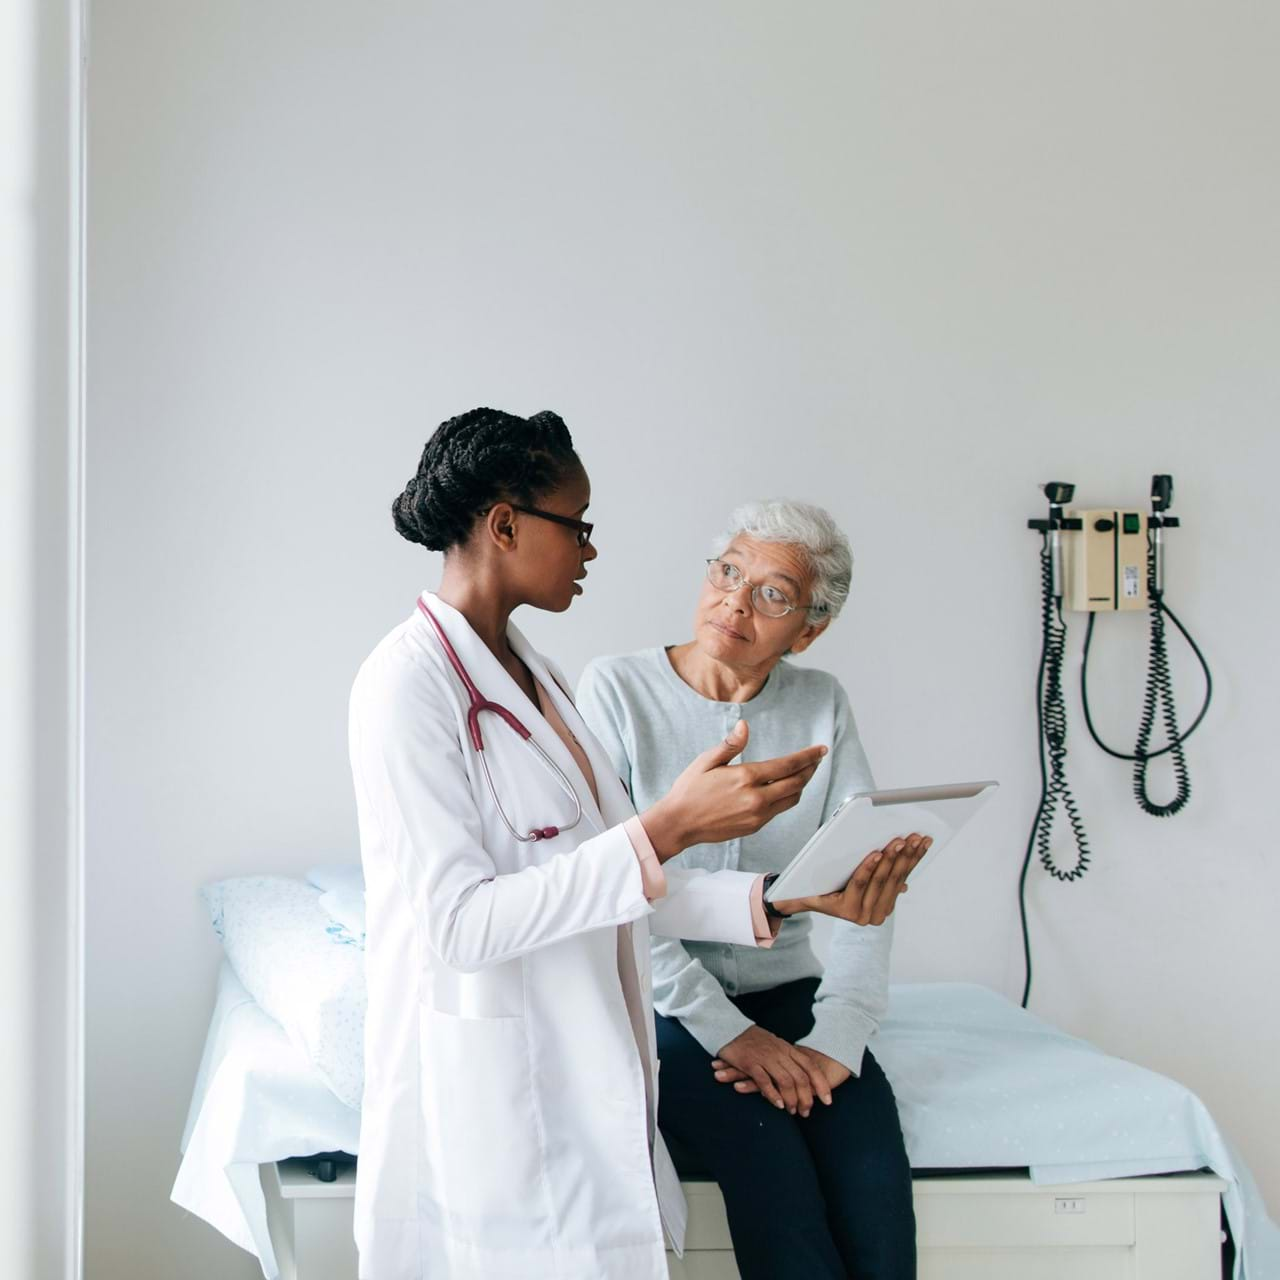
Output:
[{"xmin": 417, "ymin": 596, "xmax": 585, "ymax": 843}]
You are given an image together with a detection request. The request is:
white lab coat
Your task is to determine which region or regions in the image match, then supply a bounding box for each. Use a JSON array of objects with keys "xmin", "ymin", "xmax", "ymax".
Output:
[{"xmin": 347, "ymin": 591, "xmax": 767, "ymax": 1280}]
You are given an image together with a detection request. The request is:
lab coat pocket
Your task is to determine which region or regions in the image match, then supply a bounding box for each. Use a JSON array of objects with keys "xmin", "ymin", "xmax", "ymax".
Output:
[
  {"xmin": 418, "ymin": 1004, "xmax": 550, "ymax": 1248},
  {"xmin": 427, "ymin": 956, "xmax": 526, "ymax": 1019}
]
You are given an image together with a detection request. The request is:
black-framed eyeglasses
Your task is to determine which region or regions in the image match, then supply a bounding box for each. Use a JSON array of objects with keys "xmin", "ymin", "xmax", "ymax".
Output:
[
  {"xmin": 705, "ymin": 558, "xmax": 824, "ymax": 619},
  {"xmin": 508, "ymin": 503, "xmax": 595, "ymax": 548}
]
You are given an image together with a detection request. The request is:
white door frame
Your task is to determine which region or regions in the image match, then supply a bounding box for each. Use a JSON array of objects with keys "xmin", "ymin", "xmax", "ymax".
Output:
[{"xmin": 1, "ymin": 1, "xmax": 88, "ymax": 1276}]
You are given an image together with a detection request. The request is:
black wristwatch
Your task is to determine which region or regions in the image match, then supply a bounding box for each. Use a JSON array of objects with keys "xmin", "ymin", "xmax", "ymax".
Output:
[{"xmin": 762, "ymin": 873, "xmax": 788, "ymax": 921}]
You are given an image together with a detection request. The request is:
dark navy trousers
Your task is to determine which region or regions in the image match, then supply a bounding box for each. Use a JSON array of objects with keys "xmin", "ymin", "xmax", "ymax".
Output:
[{"xmin": 655, "ymin": 977, "xmax": 916, "ymax": 1280}]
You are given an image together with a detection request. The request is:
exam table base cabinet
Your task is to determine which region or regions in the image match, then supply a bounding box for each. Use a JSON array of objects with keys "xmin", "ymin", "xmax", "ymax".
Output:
[{"xmin": 260, "ymin": 1161, "xmax": 1227, "ymax": 1280}]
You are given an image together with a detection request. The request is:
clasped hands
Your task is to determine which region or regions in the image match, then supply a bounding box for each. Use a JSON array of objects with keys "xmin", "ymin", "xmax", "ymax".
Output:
[
  {"xmin": 710, "ymin": 1028, "xmax": 847, "ymax": 1117},
  {"xmin": 712, "ymin": 833, "xmax": 930, "ymax": 1115}
]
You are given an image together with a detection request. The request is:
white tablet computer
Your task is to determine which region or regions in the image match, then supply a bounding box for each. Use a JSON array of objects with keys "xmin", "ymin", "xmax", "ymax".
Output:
[{"xmin": 764, "ymin": 780, "xmax": 999, "ymax": 902}]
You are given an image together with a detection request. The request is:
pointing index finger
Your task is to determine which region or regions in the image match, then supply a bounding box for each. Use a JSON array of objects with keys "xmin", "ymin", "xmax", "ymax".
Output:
[{"xmin": 744, "ymin": 744, "xmax": 828, "ymax": 783}]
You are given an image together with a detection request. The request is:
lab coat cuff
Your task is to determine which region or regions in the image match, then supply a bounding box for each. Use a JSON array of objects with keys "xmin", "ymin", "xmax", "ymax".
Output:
[
  {"xmin": 796, "ymin": 1006, "xmax": 877, "ymax": 1077},
  {"xmin": 625, "ymin": 815, "xmax": 667, "ymax": 902},
  {"xmin": 748, "ymin": 875, "xmax": 781, "ymax": 947},
  {"xmin": 651, "ymin": 868, "xmax": 764, "ymax": 947}
]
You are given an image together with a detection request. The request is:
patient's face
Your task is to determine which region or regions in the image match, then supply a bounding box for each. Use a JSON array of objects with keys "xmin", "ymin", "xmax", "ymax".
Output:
[{"xmin": 695, "ymin": 536, "xmax": 826, "ymax": 667}]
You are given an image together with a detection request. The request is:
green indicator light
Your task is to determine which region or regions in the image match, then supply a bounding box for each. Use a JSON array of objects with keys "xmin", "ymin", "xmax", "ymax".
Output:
[{"xmin": 1123, "ymin": 513, "xmax": 1141, "ymax": 534}]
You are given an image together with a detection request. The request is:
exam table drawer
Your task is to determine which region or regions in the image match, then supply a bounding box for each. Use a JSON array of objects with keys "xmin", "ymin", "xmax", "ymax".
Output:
[
  {"xmin": 915, "ymin": 1180, "xmax": 1134, "ymax": 1249},
  {"xmin": 680, "ymin": 1174, "xmax": 1142, "ymax": 1253}
]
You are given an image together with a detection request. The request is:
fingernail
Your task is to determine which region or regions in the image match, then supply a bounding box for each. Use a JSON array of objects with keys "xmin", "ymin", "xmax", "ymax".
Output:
[
  {"xmin": 823, "ymin": 1095, "xmax": 832, "ymax": 1105},
  {"xmin": 820, "ymin": 746, "xmax": 828, "ymax": 755},
  {"xmin": 774, "ymin": 1099, "xmax": 785, "ymax": 1109}
]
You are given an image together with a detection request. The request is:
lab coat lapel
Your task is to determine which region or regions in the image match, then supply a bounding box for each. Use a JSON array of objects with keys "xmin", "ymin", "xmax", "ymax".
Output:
[
  {"xmin": 507, "ymin": 627, "xmax": 636, "ymax": 829},
  {"xmin": 503, "ymin": 624, "xmax": 663, "ymax": 1093},
  {"xmin": 504, "ymin": 622, "xmax": 610, "ymax": 834}
]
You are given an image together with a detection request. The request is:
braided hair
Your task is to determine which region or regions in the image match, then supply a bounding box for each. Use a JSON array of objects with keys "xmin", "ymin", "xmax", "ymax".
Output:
[{"xmin": 392, "ymin": 408, "xmax": 579, "ymax": 553}]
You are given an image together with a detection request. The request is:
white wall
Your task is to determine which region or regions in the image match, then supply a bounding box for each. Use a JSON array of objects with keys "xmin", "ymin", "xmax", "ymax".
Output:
[{"xmin": 87, "ymin": 3, "xmax": 1279, "ymax": 1276}]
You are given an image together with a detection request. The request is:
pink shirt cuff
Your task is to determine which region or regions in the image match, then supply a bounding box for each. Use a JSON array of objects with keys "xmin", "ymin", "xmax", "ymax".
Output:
[
  {"xmin": 624, "ymin": 815, "xmax": 667, "ymax": 902},
  {"xmin": 750, "ymin": 875, "xmax": 782, "ymax": 947}
]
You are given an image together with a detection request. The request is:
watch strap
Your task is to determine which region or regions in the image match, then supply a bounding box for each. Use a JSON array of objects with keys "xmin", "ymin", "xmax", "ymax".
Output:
[{"xmin": 762, "ymin": 872, "xmax": 787, "ymax": 920}]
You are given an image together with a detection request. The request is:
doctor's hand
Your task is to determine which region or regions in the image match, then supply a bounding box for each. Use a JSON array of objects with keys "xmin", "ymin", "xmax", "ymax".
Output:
[
  {"xmin": 640, "ymin": 719, "xmax": 828, "ymax": 864},
  {"xmin": 711, "ymin": 1026, "xmax": 837, "ymax": 1117},
  {"xmin": 770, "ymin": 835, "xmax": 931, "ymax": 926},
  {"xmin": 711, "ymin": 1044, "xmax": 852, "ymax": 1110}
]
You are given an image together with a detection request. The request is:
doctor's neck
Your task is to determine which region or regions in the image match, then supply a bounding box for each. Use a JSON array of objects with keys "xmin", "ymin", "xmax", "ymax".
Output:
[{"xmin": 435, "ymin": 564, "xmax": 521, "ymax": 662}]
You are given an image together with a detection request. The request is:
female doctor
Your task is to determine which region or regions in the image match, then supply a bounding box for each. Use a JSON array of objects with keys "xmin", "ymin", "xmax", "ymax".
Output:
[{"xmin": 347, "ymin": 407, "xmax": 922, "ymax": 1280}]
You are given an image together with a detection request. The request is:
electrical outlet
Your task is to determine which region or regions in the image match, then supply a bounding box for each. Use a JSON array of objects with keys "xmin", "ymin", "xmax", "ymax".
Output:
[{"xmin": 1054, "ymin": 1197, "xmax": 1086, "ymax": 1215}]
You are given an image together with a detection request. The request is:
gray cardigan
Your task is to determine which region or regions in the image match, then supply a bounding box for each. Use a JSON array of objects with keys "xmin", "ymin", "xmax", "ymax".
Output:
[{"xmin": 576, "ymin": 646, "xmax": 891, "ymax": 1075}]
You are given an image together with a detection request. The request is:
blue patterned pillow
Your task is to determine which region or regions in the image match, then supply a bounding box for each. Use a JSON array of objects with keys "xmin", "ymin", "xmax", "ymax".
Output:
[
  {"xmin": 199, "ymin": 875, "xmax": 365, "ymax": 1108},
  {"xmin": 318, "ymin": 888, "xmax": 366, "ymax": 947}
]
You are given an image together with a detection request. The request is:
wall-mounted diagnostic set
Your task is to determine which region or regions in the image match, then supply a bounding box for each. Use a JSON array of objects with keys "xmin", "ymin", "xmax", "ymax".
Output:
[{"xmin": 1020, "ymin": 475, "xmax": 1212, "ymax": 1004}]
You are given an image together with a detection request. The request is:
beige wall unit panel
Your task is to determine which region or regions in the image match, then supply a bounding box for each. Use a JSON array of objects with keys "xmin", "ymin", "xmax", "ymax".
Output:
[{"xmin": 1063, "ymin": 510, "xmax": 1148, "ymax": 612}]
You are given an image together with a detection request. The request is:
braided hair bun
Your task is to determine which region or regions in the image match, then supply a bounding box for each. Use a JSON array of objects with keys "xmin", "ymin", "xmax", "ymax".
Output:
[{"xmin": 392, "ymin": 408, "xmax": 578, "ymax": 553}]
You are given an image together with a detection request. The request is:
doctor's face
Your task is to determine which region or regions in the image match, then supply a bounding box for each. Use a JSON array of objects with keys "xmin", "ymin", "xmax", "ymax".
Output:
[
  {"xmin": 693, "ymin": 536, "xmax": 827, "ymax": 667},
  {"xmin": 517, "ymin": 462, "xmax": 598, "ymax": 613}
]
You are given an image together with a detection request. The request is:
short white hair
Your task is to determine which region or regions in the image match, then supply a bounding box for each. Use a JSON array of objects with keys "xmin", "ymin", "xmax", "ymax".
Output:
[{"xmin": 709, "ymin": 499, "xmax": 853, "ymax": 627}]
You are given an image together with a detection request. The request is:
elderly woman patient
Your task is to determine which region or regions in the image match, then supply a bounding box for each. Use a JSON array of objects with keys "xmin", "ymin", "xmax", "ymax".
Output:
[{"xmin": 577, "ymin": 499, "xmax": 918, "ymax": 1280}]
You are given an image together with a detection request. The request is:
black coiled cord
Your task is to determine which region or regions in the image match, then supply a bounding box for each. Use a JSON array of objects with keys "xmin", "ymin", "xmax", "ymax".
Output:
[
  {"xmin": 1134, "ymin": 568, "xmax": 1190, "ymax": 814},
  {"xmin": 1019, "ymin": 534, "xmax": 1091, "ymax": 1007},
  {"xmin": 1080, "ymin": 533, "xmax": 1212, "ymax": 816}
]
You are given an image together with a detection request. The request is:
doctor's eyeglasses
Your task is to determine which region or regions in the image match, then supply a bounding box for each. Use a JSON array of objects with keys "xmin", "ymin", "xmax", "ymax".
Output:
[
  {"xmin": 705, "ymin": 558, "xmax": 825, "ymax": 619},
  {"xmin": 508, "ymin": 503, "xmax": 594, "ymax": 548}
]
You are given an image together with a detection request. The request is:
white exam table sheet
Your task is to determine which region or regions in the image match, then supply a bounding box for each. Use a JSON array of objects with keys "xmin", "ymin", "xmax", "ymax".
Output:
[
  {"xmin": 872, "ymin": 982, "xmax": 1278, "ymax": 1279},
  {"xmin": 173, "ymin": 963, "xmax": 359, "ymax": 1275},
  {"xmin": 173, "ymin": 963, "xmax": 1279, "ymax": 1280}
]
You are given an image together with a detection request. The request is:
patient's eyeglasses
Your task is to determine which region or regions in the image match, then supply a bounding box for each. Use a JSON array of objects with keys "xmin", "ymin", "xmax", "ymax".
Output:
[
  {"xmin": 507, "ymin": 504, "xmax": 594, "ymax": 548},
  {"xmin": 705, "ymin": 558, "xmax": 823, "ymax": 619}
]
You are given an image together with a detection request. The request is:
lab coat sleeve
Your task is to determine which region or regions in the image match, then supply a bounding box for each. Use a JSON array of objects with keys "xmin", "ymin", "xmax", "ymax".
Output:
[
  {"xmin": 625, "ymin": 816, "xmax": 777, "ymax": 944},
  {"xmin": 794, "ymin": 680, "xmax": 890, "ymax": 1076},
  {"xmin": 648, "ymin": 866, "xmax": 767, "ymax": 947},
  {"xmin": 350, "ymin": 649, "xmax": 654, "ymax": 974},
  {"xmin": 624, "ymin": 815, "xmax": 669, "ymax": 900}
]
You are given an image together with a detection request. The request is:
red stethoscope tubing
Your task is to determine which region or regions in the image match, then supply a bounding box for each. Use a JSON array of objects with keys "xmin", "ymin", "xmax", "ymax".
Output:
[{"xmin": 416, "ymin": 596, "xmax": 584, "ymax": 842}]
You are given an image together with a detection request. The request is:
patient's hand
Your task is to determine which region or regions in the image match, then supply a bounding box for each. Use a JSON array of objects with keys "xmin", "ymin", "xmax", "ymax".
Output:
[
  {"xmin": 712, "ymin": 1026, "xmax": 836, "ymax": 1117},
  {"xmin": 771, "ymin": 833, "xmax": 930, "ymax": 926},
  {"xmin": 711, "ymin": 1042, "xmax": 851, "ymax": 1111}
]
